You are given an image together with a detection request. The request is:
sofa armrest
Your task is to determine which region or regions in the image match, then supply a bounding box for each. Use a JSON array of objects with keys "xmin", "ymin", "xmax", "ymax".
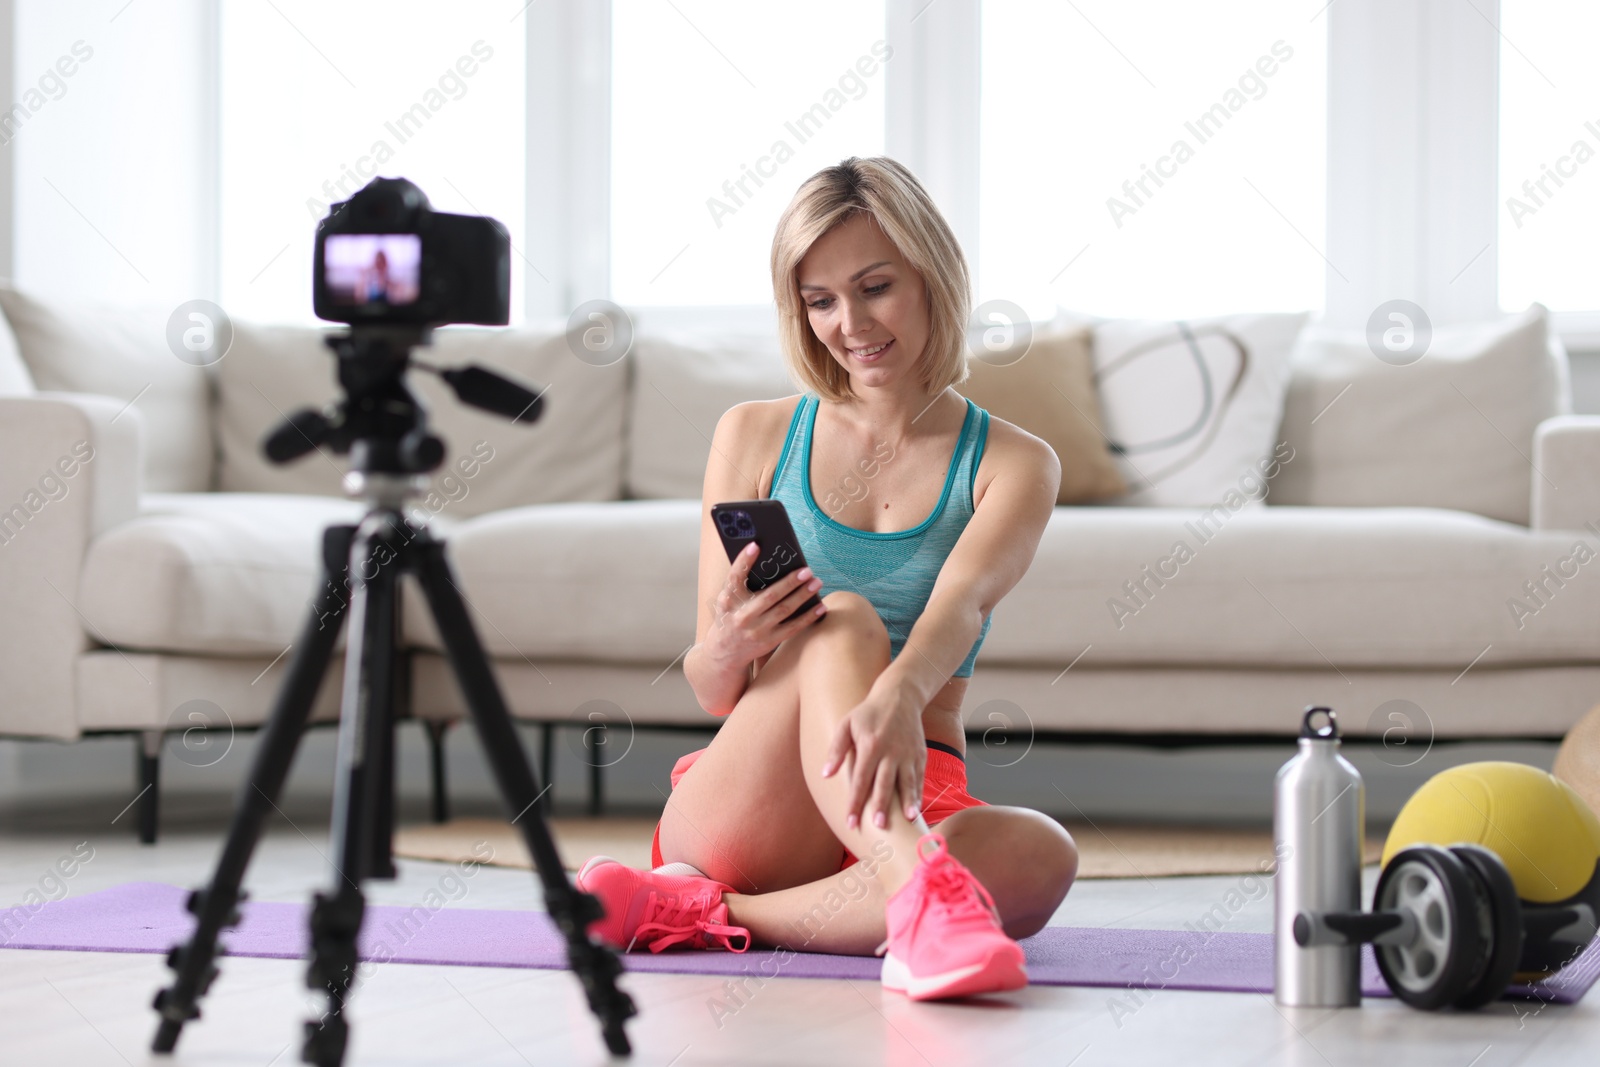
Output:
[
  {"xmin": 0, "ymin": 393, "xmax": 141, "ymax": 739},
  {"xmin": 1531, "ymin": 415, "xmax": 1600, "ymax": 533}
]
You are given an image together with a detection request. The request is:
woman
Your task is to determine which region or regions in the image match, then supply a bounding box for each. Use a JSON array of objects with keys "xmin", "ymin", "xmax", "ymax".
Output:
[{"xmin": 577, "ymin": 157, "xmax": 1078, "ymax": 1001}]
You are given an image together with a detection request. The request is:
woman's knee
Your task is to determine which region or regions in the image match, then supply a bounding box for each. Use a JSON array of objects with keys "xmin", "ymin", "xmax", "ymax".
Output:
[
  {"xmin": 940, "ymin": 807, "xmax": 1078, "ymax": 940},
  {"xmin": 810, "ymin": 590, "xmax": 890, "ymax": 651},
  {"xmin": 1002, "ymin": 814, "xmax": 1078, "ymax": 939}
]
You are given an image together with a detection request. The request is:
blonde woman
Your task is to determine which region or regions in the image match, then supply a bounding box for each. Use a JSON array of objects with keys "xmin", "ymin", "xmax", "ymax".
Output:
[{"xmin": 578, "ymin": 157, "xmax": 1078, "ymax": 1000}]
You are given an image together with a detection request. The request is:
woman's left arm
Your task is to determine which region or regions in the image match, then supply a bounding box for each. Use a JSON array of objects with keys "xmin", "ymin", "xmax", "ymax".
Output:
[{"xmin": 821, "ymin": 423, "xmax": 1062, "ymax": 828}]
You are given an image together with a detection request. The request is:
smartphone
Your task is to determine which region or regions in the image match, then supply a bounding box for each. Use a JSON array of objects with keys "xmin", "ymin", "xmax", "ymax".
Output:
[{"xmin": 710, "ymin": 500, "xmax": 823, "ymax": 623}]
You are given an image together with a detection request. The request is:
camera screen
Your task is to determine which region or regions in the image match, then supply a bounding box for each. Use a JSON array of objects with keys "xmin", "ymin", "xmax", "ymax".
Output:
[{"xmin": 324, "ymin": 234, "xmax": 421, "ymax": 307}]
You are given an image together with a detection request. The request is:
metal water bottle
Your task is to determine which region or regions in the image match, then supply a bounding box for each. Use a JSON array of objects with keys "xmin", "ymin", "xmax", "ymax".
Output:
[{"xmin": 1274, "ymin": 706, "xmax": 1363, "ymax": 1007}]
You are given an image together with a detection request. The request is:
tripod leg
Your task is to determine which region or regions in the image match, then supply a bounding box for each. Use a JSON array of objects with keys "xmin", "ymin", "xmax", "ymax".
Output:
[
  {"xmin": 151, "ymin": 525, "xmax": 356, "ymax": 1054},
  {"xmin": 303, "ymin": 516, "xmax": 404, "ymax": 1067},
  {"xmin": 366, "ymin": 713, "xmax": 397, "ymax": 880},
  {"xmin": 365, "ymin": 607, "xmax": 406, "ymax": 881},
  {"xmin": 411, "ymin": 531, "xmax": 635, "ymax": 1057}
]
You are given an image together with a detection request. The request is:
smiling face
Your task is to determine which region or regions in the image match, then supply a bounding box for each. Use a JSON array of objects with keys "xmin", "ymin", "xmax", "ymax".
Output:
[{"xmin": 796, "ymin": 212, "xmax": 931, "ymax": 393}]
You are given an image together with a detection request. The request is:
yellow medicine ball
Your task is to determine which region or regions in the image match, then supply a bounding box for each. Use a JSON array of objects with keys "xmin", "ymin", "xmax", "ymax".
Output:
[{"xmin": 1383, "ymin": 761, "xmax": 1600, "ymax": 905}]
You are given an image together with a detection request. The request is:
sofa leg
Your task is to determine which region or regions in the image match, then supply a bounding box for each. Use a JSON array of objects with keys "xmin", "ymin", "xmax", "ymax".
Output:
[
  {"xmin": 586, "ymin": 728, "xmax": 604, "ymax": 817},
  {"xmin": 424, "ymin": 720, "xmax": 451, "ymax": 824},
  {"xmin": 136, "ymin": 731, "xmax": 162, "ymax": 845},
  {"xmin": 540, "ymin": 722, "xmax": 554, "ymax": 816}
]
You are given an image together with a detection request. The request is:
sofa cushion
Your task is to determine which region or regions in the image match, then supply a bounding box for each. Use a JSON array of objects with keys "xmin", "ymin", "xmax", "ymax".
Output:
[
  {"xmin": 215, "ymin": 321, "xmax": 628, "ymax": 514},
  {"xmin": 78, "ymin": 492, "xmax": 372, "ymax": 655},
  {"xmin": 1088, "ymin": 312, "xmax": 1308, "ymax": 507},
  {"xmin": 0, "ymin": 285, "xmax": 212, "ymax": 491},
  {"xmin": 75, "ymin": 650, "xmax": 346, "ymax": 733},
  {"xmin": 404, "ymin": 499, "xmax": 700, "ymax": 660},
  {"xmin": 625, "ymin": 334, "xmax": 795, "ymax": 499},
  {"xmin": 1271, "ymin": 305, "xmax": 1569, "ymax": 525},
  {"xmin": 407, "ymin": 500, "xmax": 1600, "ymax": 672},
  {"xmin": 956, "ymin": 326, "xmax": 1126, "ymax": 504},
  {"xmin": 988, "ymin": 504, "xmax": 1600, "ymax": 670}
]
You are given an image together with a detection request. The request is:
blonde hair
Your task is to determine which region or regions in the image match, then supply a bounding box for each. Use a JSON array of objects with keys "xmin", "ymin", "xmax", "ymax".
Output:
[{"xmin": 770, "ymin": 157, "xmax": 971, "ymax": 403}]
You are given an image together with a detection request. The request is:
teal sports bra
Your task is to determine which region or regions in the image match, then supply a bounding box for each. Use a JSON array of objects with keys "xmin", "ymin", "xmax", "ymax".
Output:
[{"xmin": 768, "ymin": 393, "xmax": 993, "ymax": 678}]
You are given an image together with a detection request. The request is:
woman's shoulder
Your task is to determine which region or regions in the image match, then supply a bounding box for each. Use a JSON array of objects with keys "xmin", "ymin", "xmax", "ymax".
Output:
[
  {"xmin": 968, "ymin": 402, "xmax": 1055, "ymax": 467},
  {"xmin": 712, "ymin": 393, "xmax": 808, "ymax": 447},
  {"xmin": 706, "ymin": 394, "xmax": 809, "ymax": 499},
  {"xmin": 967, "ymin": 404, "xmax": 1061, "ymax": 506}
]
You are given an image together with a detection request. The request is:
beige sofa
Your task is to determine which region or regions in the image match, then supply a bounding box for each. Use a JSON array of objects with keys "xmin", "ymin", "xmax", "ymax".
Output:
[{"xmin": 2, "ymin": 285, "xmax": 1597, "ymax": 841}]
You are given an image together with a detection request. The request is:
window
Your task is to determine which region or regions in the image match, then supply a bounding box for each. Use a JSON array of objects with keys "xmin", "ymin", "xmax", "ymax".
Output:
[
  {"xmin": 609, "ymin": 0, "xmax": 887, "ymax": 308},
  {"xmin": 979, "ymin": 1, "xmax": 1326, "ymax": 320},
  {"xmin": 218, "ymin": 1, "xmax": 526, "ymax": 325},
  {"xmin": 26, "ymin": 0, "xmax": 1588, "ymax": 348},
  {"xmin": 1498, "ymin": 1, "xmax": 1600, "ymax": 314},
  {"xmin": 14, "ymin": 2, "xmax": 212, "ymax": 310}
]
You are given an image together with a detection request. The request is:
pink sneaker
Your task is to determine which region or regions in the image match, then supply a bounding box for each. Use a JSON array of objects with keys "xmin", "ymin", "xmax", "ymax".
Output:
[
  {"xmin": 575, "ymin": 855, "xmax": 751, "ymax": 954},
  {"xmin": 877, "ymin": 832, "xmax": 1027, "ymax": 1000}
]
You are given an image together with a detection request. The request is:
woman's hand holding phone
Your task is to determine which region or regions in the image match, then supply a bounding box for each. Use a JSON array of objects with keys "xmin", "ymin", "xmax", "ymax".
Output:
[{"xmin": 706, "ymin": 541, "xmax": 829, "ymax": 670}]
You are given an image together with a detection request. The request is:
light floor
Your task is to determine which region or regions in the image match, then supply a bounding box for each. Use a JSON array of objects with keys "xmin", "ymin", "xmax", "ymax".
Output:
[{"xmin": 0, "ymin": 800, "xmax": 1593, "ymax": 1067}]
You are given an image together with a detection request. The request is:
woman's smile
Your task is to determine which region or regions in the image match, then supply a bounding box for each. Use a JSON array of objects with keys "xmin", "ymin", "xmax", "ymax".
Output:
[{"xmin": 848, "ymin": 338, "xmax": 894, "ymax": 363}]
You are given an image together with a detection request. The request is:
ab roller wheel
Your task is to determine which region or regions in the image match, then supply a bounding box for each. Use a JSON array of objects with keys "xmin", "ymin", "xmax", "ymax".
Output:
[
  {"xmin": 1445, "ymin": 845, "xmax": 1524, "ymax": 1010},
  {"xmin": 1296, "ymin": 843, "xmax": 1524, "ymax": 1011},
  {"xmin": 1367, "ymin": 845, "xmax": 1521, "ymax": 1010}
]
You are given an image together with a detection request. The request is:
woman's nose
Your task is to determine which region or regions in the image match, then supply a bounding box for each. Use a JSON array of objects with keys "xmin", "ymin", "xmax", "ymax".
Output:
[{"xmin": 839, "ymin": 296, "xmax": 872, "ymax": 338}]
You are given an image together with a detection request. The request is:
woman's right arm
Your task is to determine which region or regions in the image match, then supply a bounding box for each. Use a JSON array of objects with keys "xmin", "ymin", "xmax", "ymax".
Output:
[{"xmin": 683, "ymin": 402, "xmax": 828, "ymax": 716}]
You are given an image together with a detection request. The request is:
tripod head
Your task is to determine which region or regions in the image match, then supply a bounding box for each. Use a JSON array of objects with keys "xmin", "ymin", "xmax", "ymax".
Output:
[{"xmin": 263, "ymin": 325, "xmax": 544, "ymax": 505}]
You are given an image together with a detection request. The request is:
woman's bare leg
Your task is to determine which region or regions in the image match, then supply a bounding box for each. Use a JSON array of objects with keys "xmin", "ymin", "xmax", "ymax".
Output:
[
  {"xmin": 725, "ymin": 806, "xmax": 1079, "ymax": 955},
  {"xmin": 657, "ymin": 590, "xmax": 1079, "ymax": 954},
  {"xmin": 656, "ymin": 591, "xmax": 926, "ymax": 894}
]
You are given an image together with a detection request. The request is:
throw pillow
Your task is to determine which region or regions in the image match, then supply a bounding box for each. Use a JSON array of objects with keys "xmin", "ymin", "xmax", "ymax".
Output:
[
  {"xmin": 0, "ymin": 299, "xmax": 31, "ymax": 396},
  {"xmin": 215, "ymin": 321, "xmax": 629, "ymax": 515},
  {"xmin": 1271, "ymin": 304, "xmax": 1569, "ymax": 525},
  {"xmin": 0, "ymin": 284, "xmax": 212, "ymax": 491},
  {"xmin": 956, "ymin": 326, "xmax": 1126, "ymax": 504},
  {"xmin": 626, "ymin": 333, "xmax": 796, "ymax": 499},
  {"xmin": 1088, "ymin": 312, "xmax": 1309, "ymax": 506}
]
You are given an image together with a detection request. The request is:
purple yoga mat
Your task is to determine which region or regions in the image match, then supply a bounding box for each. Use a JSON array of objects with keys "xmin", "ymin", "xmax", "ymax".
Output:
[{"xmin": 4, "ymin": 882, "xmax": 1597, "ymax": 1004}]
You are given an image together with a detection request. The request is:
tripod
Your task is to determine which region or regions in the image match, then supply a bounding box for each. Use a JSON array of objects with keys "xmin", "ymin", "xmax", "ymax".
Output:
[{"xmin": 150, "ymin": 328, "xmax": 636, "ymax": 1065}]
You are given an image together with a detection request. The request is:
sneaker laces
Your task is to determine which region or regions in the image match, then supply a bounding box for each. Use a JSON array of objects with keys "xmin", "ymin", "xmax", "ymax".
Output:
[
  {"xmin": 628, "ymin": 889, "xmax": 750, "ymax": 954},
  {"xmin": 873, "ymin": 843, "xmax": 1002, "ymax": 958},
  {"xmin": 920, "ymin": 855, "xmax": 1002, "ymax": 927}
]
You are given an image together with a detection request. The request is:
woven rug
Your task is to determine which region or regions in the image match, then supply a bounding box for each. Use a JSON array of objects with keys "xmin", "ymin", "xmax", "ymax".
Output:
[{"xmin": 393, "ymin": 816, "xmax": 1385, "ymax": 879}]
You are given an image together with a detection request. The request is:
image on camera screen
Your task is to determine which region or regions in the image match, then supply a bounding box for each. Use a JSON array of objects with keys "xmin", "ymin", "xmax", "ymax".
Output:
[{"xmin": 324, "ymin": 234, "xmax": 422, "ymax": 307}]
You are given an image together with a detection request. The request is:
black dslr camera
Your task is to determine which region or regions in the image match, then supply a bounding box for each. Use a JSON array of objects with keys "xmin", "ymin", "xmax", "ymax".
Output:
[
  {"xmin": 265, "ymin": 176, "xmax": 540, "ymax": 475},
  {"xmin": 313, "ymin": 176, "xmax": 510, "ymax": 328}
]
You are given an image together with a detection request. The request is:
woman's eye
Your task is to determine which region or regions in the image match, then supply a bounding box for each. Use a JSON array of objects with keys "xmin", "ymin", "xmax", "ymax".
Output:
[
  {"xmin": 807, "ymin": 297, "xmax": 833, "ymax": 310},
  {"xmin": 865, "ymin": 283, "xmax": 889, "ymax": 296}
]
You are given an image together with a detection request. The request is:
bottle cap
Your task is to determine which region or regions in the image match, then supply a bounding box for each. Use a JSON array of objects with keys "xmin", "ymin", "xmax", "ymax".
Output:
[{"xmin": 1301, "ymin": 706, "xmax": 1339, "ymax": 740}]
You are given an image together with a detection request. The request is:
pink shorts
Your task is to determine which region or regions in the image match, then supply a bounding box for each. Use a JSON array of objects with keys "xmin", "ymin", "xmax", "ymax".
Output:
[{"xmin": 649, "ymin": 744, "xmax": 987, "ymax": 871}]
